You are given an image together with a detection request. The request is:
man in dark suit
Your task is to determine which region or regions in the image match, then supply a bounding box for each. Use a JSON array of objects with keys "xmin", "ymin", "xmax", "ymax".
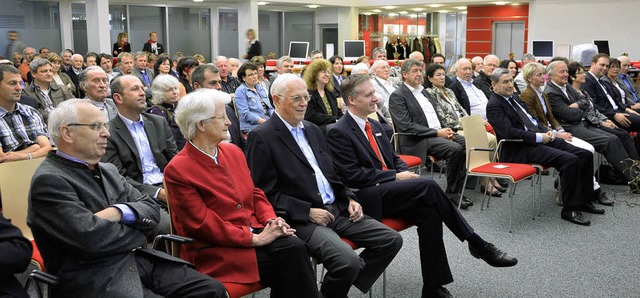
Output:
[
  {"xmin": 102, "ymin": 75, "xmax": 178, "ymax": 204},
  {"xmin": 246, "ymin": 73, "xmax": 402, "ymax": 298},
  {"xmin": 582, "ymin": 53, "xmax": 640, "ymax": 131},
  {"xmin": 617, "ymin": 56, "xmax": 640, "ymax": 110},
  {"xmin": 191, "ymin": 63, "xmax": 246, "ymax": 151},
  {"xmin": 450, "ymin": 58, "xmax": 492, "ymax": 118},
  {"xmin": 327, "ymin": 75, "xmax": 517, "ymax": 298},
  {"xmin": 389, "ymin": 59, "xmax": 471, "ymax": 208},
  {"xmin": 132, "ymin": 51, "xmax": 155, "ymax": 89},
  {"xmin": 65, "ymin": 53, "xmax": 85, "ymax": 98},
  {"xmin": 486, "ymin": 68, "xmax": 603, "ymax": 226},
  {"xmin": 28, "ymin": 99, "xmax": 225, "ymax": 297},
  {"xmin": 0, "ymin": 214, "xmax": 31, "ymax": 298},
  {"xmin": 473, "ymin": 54, "xmax": 499, "ymax": 100},
  {"xmin": 544, "ymin": 60, "xmax": 638, "ymax": 192},
  {"xmin": 142, "ymin": 31, "xmax": 164, "ymax": 55}
]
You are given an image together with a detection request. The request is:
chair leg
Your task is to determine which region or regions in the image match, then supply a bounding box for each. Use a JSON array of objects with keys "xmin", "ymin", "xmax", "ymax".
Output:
[
  {"xmin": 383, "ymin": 269, "xmax": 387, "ymax": 298},
  {"xmin": 458, "ymin": 175, "xmax": 470, "ymax": 209},
  {"xmin": 509, "ymin": 183, "xmax": 518, "ymax": 233}
]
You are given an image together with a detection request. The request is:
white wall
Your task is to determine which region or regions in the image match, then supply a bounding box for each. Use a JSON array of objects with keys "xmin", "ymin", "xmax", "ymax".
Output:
[{"xmin": 528, "ymin": 0, "xmax": 640, "ymax": 60}]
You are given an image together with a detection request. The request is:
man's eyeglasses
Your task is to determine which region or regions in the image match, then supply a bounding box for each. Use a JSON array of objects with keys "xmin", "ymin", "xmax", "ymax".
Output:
[
  {"xmin": 278, "ymin": 94, "xmax": 311, "ymax": 103},
  {"xmin": 207, "ymin": 114, "xmax": 229, "ymax": 121},
  {"xmin": 67, "ymin": 122, "xmax": 109, "ymax": 131}
]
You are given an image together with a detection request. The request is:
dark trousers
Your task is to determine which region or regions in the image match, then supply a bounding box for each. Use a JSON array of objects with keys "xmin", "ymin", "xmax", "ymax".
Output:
[
  {"xmin": 255, "ymin": 236, "xmax": 319, "ymax": 298},
  {"xmin": 612, "ymin": 112, "xmax": 640, "ymax": 132},
  {"xmin": 135, "ymin": 251, "xmax": 226, "ymax": 298},
  {"xmin": 357, "ymin": 178, "xmax": 474, "ymax": 287},
  {"xmin": 307, "ymin": 204, "xmax": 402, "ymax": 298},
  {"xmin": 425, "ymin": 134, "xmax": 467, "ymax": 194}
]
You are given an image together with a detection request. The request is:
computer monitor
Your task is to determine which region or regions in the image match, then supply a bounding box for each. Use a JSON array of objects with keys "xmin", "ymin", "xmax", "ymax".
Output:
[
  {"xmin": 343, "ymin": 40, "xmax": 365, "ymax": 62},
  {"xmin": 531, "ymin": 41, "xmax": 554, "ymax": 59},
  {"xmin": 288, "ymin": 41, "xmax": 309, "ymax": 62},
  {"xmin": 593, "ymin": 40, "xmax": 610, "ymax": 55}
]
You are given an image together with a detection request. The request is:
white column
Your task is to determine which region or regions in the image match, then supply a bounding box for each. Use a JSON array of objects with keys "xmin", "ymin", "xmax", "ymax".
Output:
[
  {"xmin": 211, "ymin": 7, "xmax": 220, "ymax": 58},
  {"xmin": 236, "ymin": 0, "xmax": 259, "ymax": 59},
  {"xmin": 58, "ymin": 0, "xmax": 74, "ymax": 51},
  {"xmin": 337, "ymin": 7, "xmax": 358, "ymax": 53},
  {"xmin": 85, "ymin": 0, "xmax": 111, "ymax": 54}
]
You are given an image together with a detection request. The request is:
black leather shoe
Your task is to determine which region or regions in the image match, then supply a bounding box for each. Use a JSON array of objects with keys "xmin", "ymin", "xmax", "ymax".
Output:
[
  {"xmin": 480, "ymin": 185, "xmax": 502, "ymax": 197},
  {"xmin": 448, "ymin": 195, "xmax": 470, "ymax": 209},
  {"xmin": 582, "ymin": 202, "xmax": 605, "ymax": 214},
  {"xmin": 469, "ymin": 242, "xmax": 518, "ymax": 267},
  {"xmin": 595, "ymin": 191, "xmax": 614, "ymax": 206},
  {"xmin": 462, "ymin": 195, "xmax": 474, "ymax": 206},
  {"xmin": 422, "ymin": 286, "xmax": 453, "ymax": 298},
  {"xmin": 497, "ymin": 178, "xmax": 509, "ymax": 188},
  {"xmin": 561, "ymin": 209, "xmax": 591, "ymax": 226},
  {"xmin": 540, "ymin": 169, "xmax": 550, "ymax": 175}
]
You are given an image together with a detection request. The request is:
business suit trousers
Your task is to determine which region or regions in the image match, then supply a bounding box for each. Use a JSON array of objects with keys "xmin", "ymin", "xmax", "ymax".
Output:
[
  {"xmin": 612, "ymin": 113, "xmax": 640, "ymax": 132},
  {"xmin": 568, "ymin": 123, "xmax": 638, "ymax": 180},
  {"xmin": 357, "ymin": 178, "xmax": 474, "ymax": 287},
  {"xmin": 135, "ymin": 250, "xmax": 227, "ymax": 298},
  {"xmin": 523, "ymin": 139, "xmax": 594, "ymax": 209},
  {"xmin": 255, "ymin": 236, "xmax": 319, "ymax": 297},
  {"xmin": 425, "ymin": 134, "xmax": 466, "ymax": 194},
  {"xmin": 307, "ymin": 204, "xmax": 402, "ymax": 298}
]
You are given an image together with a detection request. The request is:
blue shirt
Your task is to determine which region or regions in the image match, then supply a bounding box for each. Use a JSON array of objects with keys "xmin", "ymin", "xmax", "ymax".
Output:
[
  {"xmin": 619, "ymin": 74, "xmax": 639, "ymax": 103},
  {"xmin": 0, "ymin": 103, "xmax": 49, "ymax": 153},
  {"xmin": 55, "ymin": 150, "xmax": 136, "ymax": 224},
  {"xmin": 276, "ymin": 112, "xmax": 335, "ymax": 205},
  {"xmin": 235, "ymin": 83, "xmax": 273, "ymax": 131}
]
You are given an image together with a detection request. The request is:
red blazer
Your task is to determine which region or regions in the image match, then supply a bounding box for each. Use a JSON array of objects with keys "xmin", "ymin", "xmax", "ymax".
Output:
[{"xmin": 164, "ymin": 141, "xmax": 276, "ymax": 283}]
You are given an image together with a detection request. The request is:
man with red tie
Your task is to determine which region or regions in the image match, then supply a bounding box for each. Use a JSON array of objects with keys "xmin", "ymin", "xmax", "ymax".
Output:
[{"xmin": 326, "ymin": 74, "xmax": 517, "ymax": 298}]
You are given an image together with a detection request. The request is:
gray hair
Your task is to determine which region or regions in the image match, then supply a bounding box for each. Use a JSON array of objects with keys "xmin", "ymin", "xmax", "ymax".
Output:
[
  {"xmin": 483, "ymin": 54, "xmax": 499, "ymax": 64},
  {"xmin": 174, "ymin": 89, "xmax": 230, "ymax": 140},
  {"xmin": 490, "ymin": 68, "xmax": 512, "ymax": 84},
  {"xmin": 276, "ymin": 56, "xmax": 293, "ymax": 68},
  {"xmin": 150, "ymin": 75, "xmax": 181, "ymax": 105},
  {"xmin": 48, "ymin": 98, "xmax": 92, "ymax": 144},
  {"xmin": 454, "ymin": 58, "xmax": 471, "ymax": 71},
  {"xmin": 401, "ymin": 59, "xmax": 424, "ymax": 80},
  {"xmin": 213, "ymin": 56, "xmax": 228, "ymax": 64},
  {"xmin": 350, "ymin": 63, "xmax": 370, "ymax": 75},
  {"xmin": 370, "ymin": 60, "xmax": 388, "ymax": 73},
  {"xmin": 522, "ymin": 53, "xmax": 536, "ymax": 62},
  {"xmin": 22, "ymin": 47, "xmax": 35, "ymax": 56},
  {"xmin": 79, "ymin": 66, "xmax": 106, "ymax": 90},
  {"xmin": 270, "ymin": 73, "xmax": 305, "ymax": 97},
  {"xmin": 29, "ymin": 58, "xmax": 50, "ymax": 73},
  {"xmin": 134, "ymin": 51, "xmax": 147, "ymax": 59},
  {"xmin": 372, "ymin": 47, "xmax": 386, "ymax": 58},
  {"xmin": 191, "ymin": 64, "xmax": 220, "ymax": 87},
  {"xmin": 71, "ymin": 53, "xmax": 84, "ymax": 61},
  {"xmin": 546, "ymin": 60, "xmax": 566, "ymax": 77}
]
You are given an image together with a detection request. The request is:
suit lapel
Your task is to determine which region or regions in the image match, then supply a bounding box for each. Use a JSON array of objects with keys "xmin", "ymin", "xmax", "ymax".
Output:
[
  {"xmin": 113, "ymin": 116, "xmax": 142, "ymax": 168},
  {"xmin": 400, "ymin": 84, "xmax": 430, "ymax": 126},
  {"xmin": 272, "ymin": 116, "xmax": 312, "ymax": 169},
  {"xmin": 345, "ymin": 113, "xmax": 379, "ymax": 163},
  {"xmin": 312, "ymin": 90, "xmax": 328, "ymax": 114}
]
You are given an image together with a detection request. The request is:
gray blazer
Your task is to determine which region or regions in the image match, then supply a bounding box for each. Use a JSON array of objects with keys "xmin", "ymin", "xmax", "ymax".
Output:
[
  {"xmin": 615, "ymin": 74, "xmax": 639, "ymax": 106},
  {"xmin": 133, "ymin": 67, "xmax": 155, "ymax": 87},
  {"xmin": 87, "ymin": 98, "xmax": 118, "ymax": 121},
  {"xmin": 28, "ymin": 153, "xmax": 189, "ymax": 297}
]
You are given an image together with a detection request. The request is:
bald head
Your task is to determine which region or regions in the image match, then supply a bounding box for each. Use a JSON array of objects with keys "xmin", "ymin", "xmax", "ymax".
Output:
[
  {"xmin": 454, "ymin": 58, "xmax": 473, "ymax": 82},
  {"xmin": 408, "ymin": 51, "xmax": 425, "ymax": 63},
  {"xmin": 618, "ymin": 56, "xmax": 631, "ymax": 75}
]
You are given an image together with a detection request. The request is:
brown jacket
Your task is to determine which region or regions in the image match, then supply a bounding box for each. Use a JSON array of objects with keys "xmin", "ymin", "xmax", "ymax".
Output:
[{"xmin": 520, "ymin": 85, "xmax": 562, "ymax": 130}]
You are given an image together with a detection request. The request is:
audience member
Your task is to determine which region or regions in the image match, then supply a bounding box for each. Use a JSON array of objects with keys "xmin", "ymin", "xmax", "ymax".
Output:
[
  {"xmin": 164, "ymin": 89, "xmax": 319, "ymax": 297},
  {"xmin": 11, "ymin": 52, "xmax": 22, "ymax": 68},
  {"xmin": 243, "ymin": 28, "xmax": 262, "ymax": 60},
  {"xmin": 117, "ymin": 52, "xmax": 135, "ymax": 76},
  {"xmin": 371, "ymin": 59, "xmax": 395, "ymax": 121},
  {"xmin": 147, "ymin": 53, "xmax": 157, "ymax": 70},
  {"xmin": 246, "ymin": 73, "xmax": 402, "ymax": 298},
  {"xmin": 153, "ymin": 54, "xmax": 173, "ymax": 77},
  {"xmin": 65, "ymin": 53, "xmax": 85, "ymax": 98},
  {"xmin": 250, "ymin": 55, "xmax": 270, "ymax": 98},
  {"xmin": 425, "ymin": 54, "xmax": 452, "ymax": 88},
  {"xmin": 385, "ymin": 35, "xmax": 399, "ymax": 60},
  {"xmin": 176, "ymin": 56, "xmax": 199, "ymax": 96},
  {"xmin": 192, "ymin": 63, "xmax": 246, "ymax": 151},
  {"xmin": 329, "ymin": 55, "xmax": 345, "ymax": 97},
  {"xmin": 235, "ymin": 62, "xmax": 273, "ymax": 133},
  {"xmin": 514, "ymin": 53, "xmax": 536, "ymax": 91},
  {"xmin": 28, "ymin": 98, "xmax": 226, "ymax": 297},
  {"xmin": 269, "ymin": 56, "xmax": 294, "ymax": 85},
  {"xmin": 372, "ymin": 47, "xmax": 387, "ymax": 61},
  {"xmin": 473, "ymin": 54, "xmax": 499, "ymax": 99},
  {"xmin": 326, "ymin": 74, "xmax": 517, "ymax": 297},
  {"xmin": 80, "ymin": 66, "xmax": 118, "ymax": 121},
  {"xmin": 47, "ymin": 53, "xmax": 75, "ymax": 95},
  {"xmin": 38, "ymin": 47, "xmax": 50, "ymax": 59},
  {"xmin": 85, "ymin": 52, "xmax": 98, "ymax": 67},
  {"xmin": 356, "ymin": 55, "xmax": 370, "ymax": 65},
  {"xmin": 389, "ymin": 59, "xmax": 471, "ymax": 208},
  {"xmin": 132, "ymin": 51, "xmax": 154, "ymax": 88},
  {"xmin": 99, "ymin": 53, "xmax": 119, "ymax": 86},
  {"xmin": 499, "ymin": 59, "xmax": 521, "ymax": 94},
  {"xmin": 486, "ymin": 68, "xmax": 602, "ymax": 226},
  {"xmin": 0, "ymin": 64, "xmax": 51, "ymax": 162},
  {"xmin": 310, "ymin": 50, "xmax": 324, "ymax": 60},
  {"xmin": 228, "ymin": 58, "xmax": 241, "ymax": 77},
  {"xmin": 60, "ymin": 49, "xmax": 73, "ymax": 72},
  {"xmin": 19, "ymin": 47, "xmax": 35, "ymax": 82},
  {"xmin": 215, "ymin": 56, "xmax": 241, "ymax": 95},
  {"xmin": 303, "ymin": 59, "xmax": 343, "ymax": 134},
  {"xmin": 192, "ymin": 54, "xmax": 205, "ymax": 65},
  {"xmin": 0, "ymin": 214, "xmax": 31, "ymax": 298},
  {"xmin": 148, "ymin": 74, "xmax": 186, "ymax": 149},
  {"xmin": 142, "ymin": 31, "xmax": 164, "ymax": 55},
  {"xmin": 450, "ymin": 58, "xmax": 488, "ymax": 118},
  {"xmin": 22, "ymin": 59, "xmax": 75, "ymax": 122},
  {"xmin": 617, "ymin": 55, "xmax": 640, "ymax": 107},
  {"xmin": 604, "ymin": 58, "xmax": 640, "ymax": 112},
  {"xmin": 112, "ymin": 31, "xmax": 131, "ymax": 57}
]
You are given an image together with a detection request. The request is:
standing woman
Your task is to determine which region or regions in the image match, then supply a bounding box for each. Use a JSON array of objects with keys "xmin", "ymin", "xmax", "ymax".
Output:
[
  {"xmin": 499, "ymin": 59, "xmax": 521, "ymax": 95},
  {"xmin": 235, "ymin": 62, "xmax": 273, "ymax": 133},
  {"xmin": 148, "ymin": 75, "xmax": 186, "ymax": 150},
  {"xmin": 329, "ymin": 55, "xmax": 345, "ymax": 98},
  {"xmin": 112, "ymin": 32, "xmax": 131, "ymax": 57},
  {"xmin": 303, "ymin": 59, "xmax": 343, "ymax": 134},
  {"xmin": 250, "ymin": 55, "xmax": 270, "ymax": 98},
  {"xmin": 243, "ymin": 29, "xmax": 262, "ymax": 60}
]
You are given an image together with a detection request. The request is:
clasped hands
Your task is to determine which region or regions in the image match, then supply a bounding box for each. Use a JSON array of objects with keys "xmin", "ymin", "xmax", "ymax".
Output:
[{"xmin": 252, "ymin": 217, "xmax": 296, "ymax": 247}]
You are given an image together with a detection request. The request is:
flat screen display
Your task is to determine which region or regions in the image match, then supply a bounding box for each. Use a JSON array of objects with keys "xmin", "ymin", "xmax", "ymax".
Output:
[
  {"xmin": 343, "ymin": 40, "xmax": 365, "ymax": 61},
  {"xmin": 594, "ymin": 40, "xmax": 610, "ymax": 55},
  {"xmin": 288, "ymin": 41, "xmax": 309, "ymax": 61},
  {"xmin": 531, "ymin": 41, "xmax": 554, "ymax": 57}
]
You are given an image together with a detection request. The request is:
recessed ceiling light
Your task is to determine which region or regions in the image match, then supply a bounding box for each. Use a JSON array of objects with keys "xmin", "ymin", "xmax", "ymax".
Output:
[
  {"xmin": 363, "ymin": 12, "xmax": 372, "ymax": 15},
  {"xmin": 388, "ymin": 13, "xmax": 398, "ymax": 16},
  {"xmin": 412, "ymin": 8, "xmax": 425, "ymax": 12},
  {"xmin": 428, "ymin": 4, "xmax": 443, "ymax": 8},
  {"xmin": 437, "ymin": 10, "xmax": 449, "ymax": 13},
  {"xmin": 307, "ymin": 5, "xmax": 319, "ymax": 8},
  {"xmin": 257, "ymin": 1, "xmax": 268, "ymax": 5},
  {"xmin": 193, "ymin": 0, "xmax": 203, "ymax": 2},
  {"xmin": 455, "ymin": 6, "xmax": 467, "ymax": 10},
  {"xmin": 398, "ymin": 11, "xmax": 408, "ymax": 15},
  {"xmin": 372, "ymin": 9, "xmax": 382, "ymax": 13},
  {"xmin": 461, "ymin": 11, "xmax": 468, "ymax": 14},
  {"xmin": 494, "ymin": 1, "xmax": 509, "ymax": 5},
  {"xmin": 383, "ymin": 6, "xmax": 397, "ymax": 9}
]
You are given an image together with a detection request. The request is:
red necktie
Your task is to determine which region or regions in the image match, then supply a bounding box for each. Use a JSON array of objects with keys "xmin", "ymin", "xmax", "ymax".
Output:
[{"xmin": 365, "ymin": 121, "xmax": 387, "ymax": 170}]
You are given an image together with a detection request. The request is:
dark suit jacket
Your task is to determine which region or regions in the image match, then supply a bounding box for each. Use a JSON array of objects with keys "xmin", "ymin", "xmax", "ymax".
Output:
[
  {"xmin": 246, "ymin": 40, "xmax": 262, "ymax": 60},
  {"xmin": 246, "ymin": 115, "xmax": 354, "ymax": 241},
  {"xmin": 64, "ymin": 67, "xmax": 85, "ymax": 98},
  {"xmin": 448, "ymin": 77, "xmax": 471, "ymax": 114},
  {"xmin": 519, "ymin": 85, "xmax": 562, "ymax": 130},
  {"xmin": 473, "ymin": 71, "xmax": 492, "ymax": 99},
  {"xmin": 486, "ymin": 92, "xmax": 549, "ymax": 162},
  {"xmin": 103, "ymin": 113, "xmax": 178, "ymax": 197},
  {"xmin": 113, "ymin": 42, "xmax": 131, "ymax": 56},
  {"xmin": 133, "ymin": 68, "xmax": 155, "ymax": 87},
  {"xmin": 142, "ymin": 42, "xmax": 164, "ymax": 55},
  {"xmin": 388, "ymin": 83, "xmax": 442, "ymax": 161},
  {"xmin": 327, "ymin": 113, "xmax": 407, "ymax": 189},
  {"xmin": 226, "ymin": 105, "xmax": 246, "ymax": 151},
  {"xmin": 305, "ymin": 88, "xmax": 343, "ymax": 130},
  {"xmin": 616, "ymin": 73, "xmax": 639, "ymax": 105},
  {"xmin": 0, "ymin": 215, "xmax": 31, "ymax": 298},
  {"xmin": 582, "ymin": 72, "xmax": 624, "ymax": 118},
  {"xmin": 544, "ymin": 82, "xmax": 594, "ymax": 128}
]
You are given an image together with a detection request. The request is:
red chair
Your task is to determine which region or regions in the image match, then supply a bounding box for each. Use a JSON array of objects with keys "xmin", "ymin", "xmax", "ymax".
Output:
[
  {"xmin": 398, "ymin": 154, "xmax": 422, "ymax": 175},
  {"xmin": 224, "ymin": 282, "xmax": 265, "ymax": 298}
]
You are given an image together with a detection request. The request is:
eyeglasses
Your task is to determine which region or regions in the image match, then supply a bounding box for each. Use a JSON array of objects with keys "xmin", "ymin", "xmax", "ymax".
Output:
[
  {"xmin": 278, "ymin": 94, "xmax": 311, "ymax": 103},
  {"xmin": 245, "ymin": 72, "xmax": 258, "ymax": 77},
  {"xmin": 67, "ymin": 122, "xmax": 109, "ymax": 131},
  {"xmin": 207, "ymin": 114, "xmax": 229, "ymax": 121}
]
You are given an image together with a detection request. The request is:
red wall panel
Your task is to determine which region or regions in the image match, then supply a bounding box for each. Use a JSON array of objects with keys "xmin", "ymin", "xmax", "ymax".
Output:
[{"xmin": 465, "ymin": 4, "xmax": 529, "ymax": 58}]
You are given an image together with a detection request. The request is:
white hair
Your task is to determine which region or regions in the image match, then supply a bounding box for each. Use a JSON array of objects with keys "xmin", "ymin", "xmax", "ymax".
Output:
[
  {"xmin": 370, "ymin": 60, "xmax": 388, "ymax": 74},
  {"xmin": 150, "ymin": 75, "xmax": 181, "ymax": 105},
  {"xmin": 350, "ymin": 63, "xmax": 370, "ymax": 75},
  {"xmin": 48, "ymin": 98, "xmax": 92, "ymax": 144},
  {"xmin": 174, "ymin": 89, "xmax": 230, "ymax": 140},
  {"xmin": 270, "ymin": 73, "xmax": 306, "ymax": 96}
]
